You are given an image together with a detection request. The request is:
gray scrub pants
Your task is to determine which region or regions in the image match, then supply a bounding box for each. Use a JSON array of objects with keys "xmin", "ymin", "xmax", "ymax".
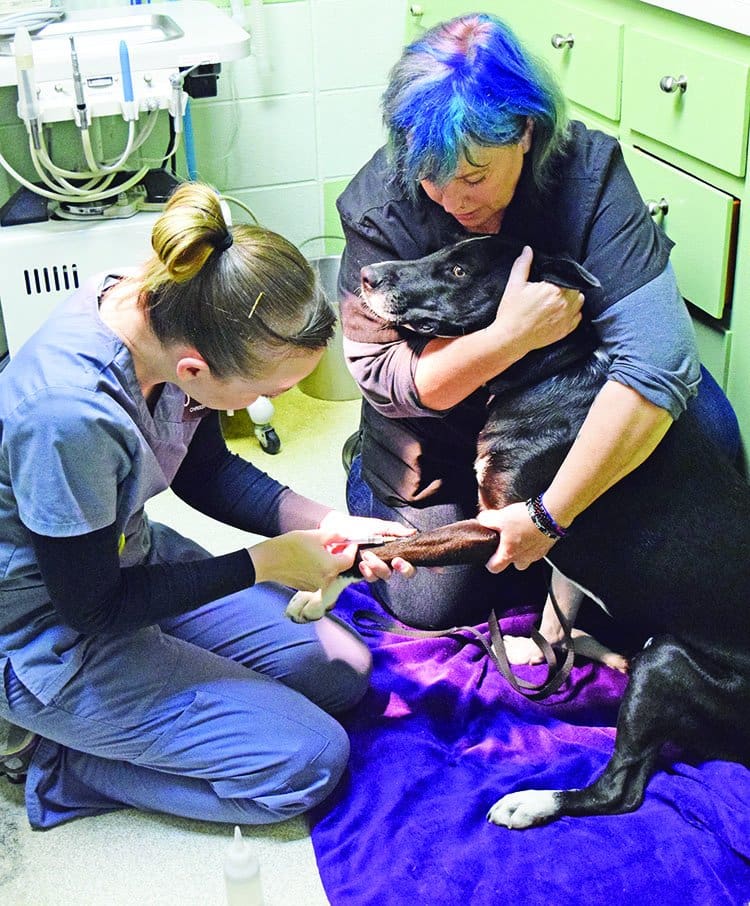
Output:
[{"xmin": 2, "ymin": 582, "xmax": 371, "ymax": 829}]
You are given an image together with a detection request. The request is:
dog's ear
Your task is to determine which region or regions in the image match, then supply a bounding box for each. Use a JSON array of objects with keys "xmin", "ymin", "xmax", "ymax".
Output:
[{"xmin": 538, "ymin": 258, "xmax": 601, "ymax": 291}]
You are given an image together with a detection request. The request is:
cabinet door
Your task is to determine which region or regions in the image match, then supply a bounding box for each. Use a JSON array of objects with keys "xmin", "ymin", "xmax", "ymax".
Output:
[
  {"xmin": 407, "ymin": 1, "xmax": 623, "ymax": 123},
  {"xmin": 501, "ymin": 0, "xmax": 623, "ymax": 122},
  {"xmin": 623, "ymin": 29, "xmax": 750, "ymax": 178},
  {"xmin": 693, "ymin": 319, "xmax": 732, "ymax": 388},
  {"xmin": 622, "ymin": 146, "xmax": 738, "ymax": 319}
]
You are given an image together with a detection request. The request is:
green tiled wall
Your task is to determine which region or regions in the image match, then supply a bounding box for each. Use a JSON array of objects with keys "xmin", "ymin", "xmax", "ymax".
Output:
[{"xmin": 323, "ymin": 178, "xmax": 349, "ymax": 254}]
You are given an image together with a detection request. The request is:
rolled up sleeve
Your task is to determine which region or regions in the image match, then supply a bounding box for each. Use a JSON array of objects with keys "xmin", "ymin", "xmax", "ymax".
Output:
[{"xmin": 593, "ymin": 263, "xmax": 701, "ymax": 418}]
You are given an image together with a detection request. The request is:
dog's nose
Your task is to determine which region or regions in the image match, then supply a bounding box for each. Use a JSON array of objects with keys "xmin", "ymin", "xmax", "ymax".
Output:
[{"xmin": 360, "ymin": 266, "xmax": 381, "ymax": 291}]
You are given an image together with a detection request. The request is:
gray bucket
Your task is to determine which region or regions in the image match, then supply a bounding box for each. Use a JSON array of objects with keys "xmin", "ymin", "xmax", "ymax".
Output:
[{"xmin": 298, "ymin": 255, "xmax": 361, "ymax": 401}]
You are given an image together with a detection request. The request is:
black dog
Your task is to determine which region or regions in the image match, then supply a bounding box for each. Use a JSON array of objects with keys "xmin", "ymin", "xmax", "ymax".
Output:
[{"xmin": 352, "ymin": 234, "xmax": 750, "ymax": 828}]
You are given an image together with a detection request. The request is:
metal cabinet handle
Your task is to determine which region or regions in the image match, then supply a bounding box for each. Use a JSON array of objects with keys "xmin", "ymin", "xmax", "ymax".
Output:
[
  {"xmin": 659, "ymin": 75, "xmax": 687, "ymax": 94},
  {"xmin": 647, "ymin": 198, "xmax": 669, "ymax": 217},
  {"xmin": 551, "ymin": 33, "xmax": 575, "ymax": 49}
]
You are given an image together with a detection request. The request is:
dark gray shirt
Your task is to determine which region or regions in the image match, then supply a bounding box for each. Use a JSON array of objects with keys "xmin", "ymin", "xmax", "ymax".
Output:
[{"xmin": 337, "ymin": 122, "xmax": 700, "ymax": 506}]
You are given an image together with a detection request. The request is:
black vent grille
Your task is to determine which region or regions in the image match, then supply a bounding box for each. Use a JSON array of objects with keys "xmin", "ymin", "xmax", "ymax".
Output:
[{"xmin": 23, "ymin": 263, "xmax": 79, "ymax": 296}]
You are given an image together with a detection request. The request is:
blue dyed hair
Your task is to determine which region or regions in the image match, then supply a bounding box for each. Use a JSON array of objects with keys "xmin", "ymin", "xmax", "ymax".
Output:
[{"xmin": 382, "ymin": 13, "xmax": 568, "ymax": 196}]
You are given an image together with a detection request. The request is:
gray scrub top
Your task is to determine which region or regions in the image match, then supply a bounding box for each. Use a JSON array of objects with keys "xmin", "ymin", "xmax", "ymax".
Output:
[{"xmin": 0, "ymin": 274, "xmax": 204, "ymax": 703}]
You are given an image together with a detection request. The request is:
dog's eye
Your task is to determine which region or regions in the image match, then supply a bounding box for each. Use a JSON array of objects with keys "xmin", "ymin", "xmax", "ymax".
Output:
[{"xmin": 451, "ymin": 265, "xmax": 466, "ymax": 278}]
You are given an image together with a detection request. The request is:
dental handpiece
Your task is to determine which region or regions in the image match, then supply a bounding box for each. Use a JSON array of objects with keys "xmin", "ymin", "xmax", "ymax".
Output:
[
  {"xmin": 14, "ymin": 26, "xmax": 40, "ymax": 148},
  {"xmin": 69, "ymin": 36, "xmax": 89, "ymax": 129},
  {"xmin": 119, "ymin": 40, "xmax": 137, "ymax": 121}
]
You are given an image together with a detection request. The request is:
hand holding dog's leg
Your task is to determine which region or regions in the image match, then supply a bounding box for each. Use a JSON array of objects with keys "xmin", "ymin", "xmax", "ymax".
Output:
[{"xmin": 477, "ymin": 502, "xmax": 556, "ymax": 571}]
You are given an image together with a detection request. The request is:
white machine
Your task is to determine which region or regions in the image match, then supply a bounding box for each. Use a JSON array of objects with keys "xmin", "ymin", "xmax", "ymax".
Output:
[
  {"xmin": 0, "ymin": 2, "xmax": 250, "ymax": 212},
  {"xmin": 0, "ymin": 3, "xmax": 283, "ymax": 448},
  {"xmin": 0, "ymin": 0, "xmax": 251, "ymax": 353},
  {"xmin": 0, "ymin": 211, "xmax": 157, "ymax": 355}
]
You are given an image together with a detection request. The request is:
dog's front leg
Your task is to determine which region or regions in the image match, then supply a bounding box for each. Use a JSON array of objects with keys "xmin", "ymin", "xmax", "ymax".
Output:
[{"xmin": 488, "ymin": 635, "xmax": 689, "ymax": 827}]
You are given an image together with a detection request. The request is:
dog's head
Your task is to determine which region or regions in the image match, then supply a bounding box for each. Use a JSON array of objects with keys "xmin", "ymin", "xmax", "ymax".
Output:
[{"xmin": 360, "ymin": 235, "xmax": 601, "ymax": 336}]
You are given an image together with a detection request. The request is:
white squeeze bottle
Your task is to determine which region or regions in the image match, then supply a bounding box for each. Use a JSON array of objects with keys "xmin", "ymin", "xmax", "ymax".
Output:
[{"xmin": 224, "ymin": 825, "xmax": 264, "ymax": 906}]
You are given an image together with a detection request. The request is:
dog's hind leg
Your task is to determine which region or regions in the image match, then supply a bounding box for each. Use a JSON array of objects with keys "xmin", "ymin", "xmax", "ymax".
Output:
[
  {"xmin": 503, "ymin": 568, "xmax": 629, "ymax": 672},
  {"xmin": 487, "ymin": 635, "xmax": 697, "ymax": 828},
  {"xmin": 502, "ymin": 568, "xmax": 583, "ymax": 665}
]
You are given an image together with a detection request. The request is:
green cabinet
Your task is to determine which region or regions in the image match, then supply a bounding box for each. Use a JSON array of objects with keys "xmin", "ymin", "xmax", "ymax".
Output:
[
  {"xmin": 406, "ymin": 2, "xmax": 475, "ymax": 34},
  {"xmin": 623, "ymin": 29, "xmax": 750, "ymax": 177},
  {"xmin": 622, "ymin": 145, "xmax": 738, "ymax": 319},
  {"xmin": 508, "ymin": 1, "xmax": 624, "ymax": 122},
  {"xmin": 693, "ymin": 317, "xmax": 732, "ymax": 388}
]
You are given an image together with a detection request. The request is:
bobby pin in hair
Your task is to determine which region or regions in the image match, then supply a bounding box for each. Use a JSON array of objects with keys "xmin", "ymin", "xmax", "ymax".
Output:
[{"xmin": 248, "ymin": 291, "xmax": 264, "ymax": 319}]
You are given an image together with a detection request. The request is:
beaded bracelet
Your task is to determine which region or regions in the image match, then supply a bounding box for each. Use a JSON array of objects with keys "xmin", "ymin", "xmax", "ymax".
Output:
[{"xmin": 525, "ymin": 494, "xmax": 568, "ymax": 541}]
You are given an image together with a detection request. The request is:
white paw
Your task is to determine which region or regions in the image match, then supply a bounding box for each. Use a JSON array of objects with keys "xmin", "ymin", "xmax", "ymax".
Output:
[
  {"xmin": 487, "ymin": 790, "xmax": 561, "ymax": 829},
  {"xmin": 285, "ymin": 589, "xmax": 327, "ymax": 623},
  {"xmin": 284, "ymin": 576, "xmax": 357, "ymax": 623}
]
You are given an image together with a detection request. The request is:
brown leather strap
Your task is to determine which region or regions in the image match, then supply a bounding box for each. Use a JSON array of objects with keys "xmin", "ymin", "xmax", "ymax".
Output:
[{"xmin": 353, "ymin": 582, "xmax": 576, "ymax": 702}]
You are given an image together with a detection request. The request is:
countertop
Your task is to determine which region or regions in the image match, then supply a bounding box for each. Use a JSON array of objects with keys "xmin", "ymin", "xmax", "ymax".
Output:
[{"xmin": 639, "ymin": 0, "xmax": 750, "ymax": 36}]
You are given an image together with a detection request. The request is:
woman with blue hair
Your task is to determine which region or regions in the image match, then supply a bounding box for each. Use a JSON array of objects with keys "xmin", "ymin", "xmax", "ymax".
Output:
[{"xmin": 338, "ymin": 13, "xmax": 740, "ymax": 638}]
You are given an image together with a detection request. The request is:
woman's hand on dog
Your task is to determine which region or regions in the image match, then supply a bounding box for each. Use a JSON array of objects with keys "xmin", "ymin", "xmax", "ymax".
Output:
[
  {"xmin": 249, "ymin": 530, "xmax": 362, "ymax": 591},
  {"xmin": 488, "ymin": 246, "xmax": 584, "ymax": 355},
  {"xmin": 318, "ymin": 511, "xmax": 417, "ymax": 581},
  {"xmin": 477, "ymin": 502, "xmax": 556, "ymax": 572}
]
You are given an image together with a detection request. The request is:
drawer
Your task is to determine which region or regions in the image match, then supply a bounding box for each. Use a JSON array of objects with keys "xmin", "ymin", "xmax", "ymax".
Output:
[
  {"xmin": 623, "ymin": 29, "xmax": 750, "ymax": 178},
  {"xmin": 622, "ymin": 146, "xmax": 738, "ymax": 319},
  {"xmin": 499, "ymin": 1, "xmax": 623, "ymax": 122},
  {"xmin": 693, "ymin": 318, "xmax": 731, "ymax": 389}
]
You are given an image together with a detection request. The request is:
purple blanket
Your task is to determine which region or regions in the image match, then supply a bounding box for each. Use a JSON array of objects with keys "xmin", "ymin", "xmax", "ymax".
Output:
[{"xmin": 310, "ymin": 583, "xmax": 750, "ymax": 905}]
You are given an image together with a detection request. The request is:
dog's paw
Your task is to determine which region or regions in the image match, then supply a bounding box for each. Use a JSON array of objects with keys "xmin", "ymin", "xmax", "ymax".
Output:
[
  {"xmin": 285, "ymin": 589, "xmax": 327, "ymax": 623},
  {"xmin": 486, "ymin": 790, "xmax": 562, "ymax": 829},
  {"xmin": 600, "ymin": 651, "xmax": 630, "ymax": 673},
  {"xmin": 285, "ymin": 576, "xmax": 359, "ymax": 624},
  {"xmin": 500, "ymin": 634, "xmax": 545, "ymax": 666},
  {"xmin": 571, "ymin": 633, "xmax": 630, "ymax": 673}
]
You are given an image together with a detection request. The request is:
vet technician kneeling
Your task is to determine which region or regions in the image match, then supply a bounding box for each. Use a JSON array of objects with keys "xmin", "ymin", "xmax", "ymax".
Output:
[
  {"xmin": 340, "ymin": 12, "xmax": 740, "ymax": 631},
  {"xmin": 0, "ymin": 182, "xmax": 414, "ymax": 829}
]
